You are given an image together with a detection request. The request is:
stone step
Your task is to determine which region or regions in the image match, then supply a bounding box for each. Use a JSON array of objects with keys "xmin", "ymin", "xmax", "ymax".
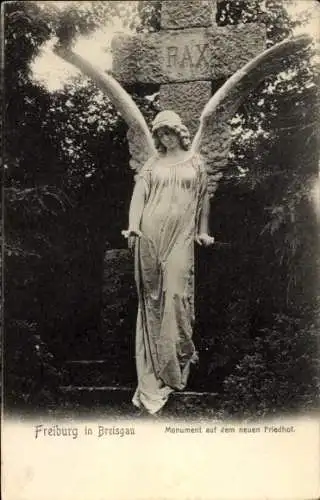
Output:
[
  {"xmin": 59, "ymin": 384, "xmax": 220, "ymax": 418},
  {"xmin": 60, "ymin": 385, "xmax": 135, "ymax": 408},
  {"xmin": 62, "ymin": 360, "xmax": 136, "ymax": 387},
  {"xmin": 62, "ymin": 359, "xmax": 219, "ymax": 393},
  {"xmin": 61, "ymin": 385, "xmax": 218, "ymax": 397}
]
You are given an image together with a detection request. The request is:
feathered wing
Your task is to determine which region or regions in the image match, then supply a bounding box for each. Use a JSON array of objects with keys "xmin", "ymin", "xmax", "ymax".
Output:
[
  {"xmin": 53, "ymin": 45, "xmax": 156, "ymax": 172},
  {"xmin": 191, "ymin": 34, "xmax": 312, "ymax": 196}
]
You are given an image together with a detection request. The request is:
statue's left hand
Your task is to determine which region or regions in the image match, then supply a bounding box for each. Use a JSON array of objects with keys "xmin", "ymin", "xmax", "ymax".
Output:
[
  {"xmin": 122, "ymin": 229, "xmax": 143, "ymax": 252},
  {"xmin": 121, "ymin": 229, "xmax": 143, "ymax": 239},
  {"xmin": 195, "ymin": 233, "xmax": 215, "ymax": 247}
]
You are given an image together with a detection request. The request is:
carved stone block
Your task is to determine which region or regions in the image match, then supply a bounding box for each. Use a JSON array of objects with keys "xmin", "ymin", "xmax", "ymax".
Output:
[
  {"xmin": 161, "ymin": 0, "xmax": 214, "ymax": 30},
  {"xmin": 159, "ymin": 81, "xmax": 212, "ymax": 136},
  {"xmin": 111, "ymin": 24, "xmax": 266, "ymax": 84},
  {"xmin": 208, "ymin": 24, "xmax": 266, "ymax": 79}
]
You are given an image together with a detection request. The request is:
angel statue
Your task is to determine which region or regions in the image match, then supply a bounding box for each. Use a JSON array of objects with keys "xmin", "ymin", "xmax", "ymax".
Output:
[{"xmin": 54, "ymin": 33, "xmax": 311, "ymax": 416}]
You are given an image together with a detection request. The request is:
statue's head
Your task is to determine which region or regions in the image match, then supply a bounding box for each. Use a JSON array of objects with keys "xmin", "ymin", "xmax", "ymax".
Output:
[{"xmin": 151, "ymin": 110, "xmax": 191, "ymax": 153}]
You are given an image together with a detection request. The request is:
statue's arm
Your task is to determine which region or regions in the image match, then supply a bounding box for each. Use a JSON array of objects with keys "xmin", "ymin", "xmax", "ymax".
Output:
[
  {"xmin": 198, "ymin": 192, "xmax": 210, "ymax": 235},
  {"xmin": 121, "ymin": 179, "xmax": 146, "ymax": 241},
  {"xmin": 196, "ymin": 193, "xmax": 214, "ymax": 247},
  {"xmin": 195, "ymin": 165, "xmax": 215, "ymax": 247}
]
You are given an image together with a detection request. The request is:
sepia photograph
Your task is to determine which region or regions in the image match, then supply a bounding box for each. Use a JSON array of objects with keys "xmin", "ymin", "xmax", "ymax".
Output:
[{"xmin": 2, "ymin": 0, "xmax": 320, "ymax": 499}]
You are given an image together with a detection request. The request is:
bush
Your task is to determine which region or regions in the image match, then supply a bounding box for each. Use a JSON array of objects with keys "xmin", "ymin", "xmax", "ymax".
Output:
[
  {"xmin": 5, "ymin": 319, "xmax": 65, "ymax": 411},
  {"xmin": 221, "ymin": 311, "xmax": 319, "ymax": 418}
]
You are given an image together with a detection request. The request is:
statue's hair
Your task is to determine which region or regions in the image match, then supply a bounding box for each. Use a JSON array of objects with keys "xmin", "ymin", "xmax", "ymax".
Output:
[{"xmin": 152, "ymin": 123, "xmax": 191, "ymax": 153}]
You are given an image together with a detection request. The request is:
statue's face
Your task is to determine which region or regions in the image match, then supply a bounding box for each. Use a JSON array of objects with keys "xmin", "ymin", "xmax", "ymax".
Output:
[{"xmin": 156, "ymin": 126, "xmax": 180, "ymax": 151}]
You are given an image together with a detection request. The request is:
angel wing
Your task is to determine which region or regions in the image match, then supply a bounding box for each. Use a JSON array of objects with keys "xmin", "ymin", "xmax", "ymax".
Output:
[
  {"xmin": 191, "ymin": 34, "xmax": 313, "ymax": 196},
  {"xmin": 53, "ymin": 44, "xmax": 156, "ymax": 172}
]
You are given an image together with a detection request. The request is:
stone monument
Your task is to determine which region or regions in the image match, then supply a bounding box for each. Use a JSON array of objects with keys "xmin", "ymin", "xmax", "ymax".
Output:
[{"xmin": 63, "ymin": 0, "xmax": 269, "ymax": 402}]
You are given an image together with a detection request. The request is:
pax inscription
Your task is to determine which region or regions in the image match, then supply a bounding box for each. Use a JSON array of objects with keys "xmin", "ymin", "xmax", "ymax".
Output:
[
  {"xmin": 159, "ymin": 29, "xmax": 211, "ymax": 81},
  {"xmin": 166, "ymin": 44, "xmax": 209, "ymax": 69}
]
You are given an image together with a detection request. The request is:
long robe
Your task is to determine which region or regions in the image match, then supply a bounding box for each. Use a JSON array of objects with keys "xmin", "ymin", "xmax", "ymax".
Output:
[{"xmin": 132, "ymin": 152, "xmax": 208, "ymax": 414}]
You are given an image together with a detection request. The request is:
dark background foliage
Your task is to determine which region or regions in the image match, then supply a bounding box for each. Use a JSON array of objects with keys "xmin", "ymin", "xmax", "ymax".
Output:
[{"xmin": 3, "ymin": 0, "xmax": 319, "ymax": 417}]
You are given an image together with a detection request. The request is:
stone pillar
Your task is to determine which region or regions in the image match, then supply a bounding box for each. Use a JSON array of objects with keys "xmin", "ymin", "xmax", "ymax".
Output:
[{"xmin": 158, "ymin": 1, "xmax": 213, "ymax": 134}]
